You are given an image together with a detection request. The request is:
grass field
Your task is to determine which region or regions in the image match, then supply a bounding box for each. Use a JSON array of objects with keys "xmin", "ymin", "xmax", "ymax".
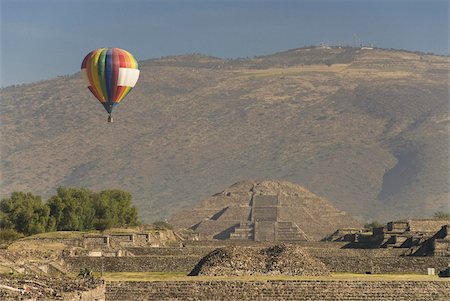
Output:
[{"xmin": 98, "ymin": 272, "xmax": 447, "ymax": 282}]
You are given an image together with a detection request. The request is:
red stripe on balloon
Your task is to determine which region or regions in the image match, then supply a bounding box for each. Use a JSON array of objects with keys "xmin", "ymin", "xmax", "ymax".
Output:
[
  {"xmin": 114, "ymin": 49, "xmax": 127, "ymax": 101},
  {"xmin": 115, "ymin": 86, "xmax": 126, "ymax": 102},
  {"xmin": 88, "ymin": 86, "xmax": 104, "ymax": 103},
  {"xmin": 81, "ymin": 50, "xmax": 92, "ymax": 68},
  {"xmin": 118, "ymin": 50, "xmax": 126, "ymax": 68}
]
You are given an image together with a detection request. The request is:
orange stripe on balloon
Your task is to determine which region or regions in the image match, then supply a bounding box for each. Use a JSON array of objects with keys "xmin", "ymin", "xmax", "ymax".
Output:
[
  {"xmin": 117, "ymin": 87, "xmax": 132, "ymax": 103},
  {"xmin": 122, "ymin": 49, "xmax": 137, "ymax": 68},
  {"xmin": 85, "ymin": 52, "xmax": 104, "ymax": 103},
  {"xmin": 123, "ymin": 51, "xmax": 131, "ymax": 68}
]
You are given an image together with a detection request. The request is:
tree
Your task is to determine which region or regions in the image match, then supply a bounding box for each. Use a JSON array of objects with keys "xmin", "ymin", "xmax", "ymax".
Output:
[
  {"xmin": 92, "ymin": 192, "xmax": 114, "ymax": 230},
  {"xmin": 364, "ymin": 221, "xmax": 383, "ymax": 230},
  {"xmin": 47, "ymin": 187, "xmax": 96, "ymax": 231},
  {"xmin": 433, "ymin": 211, "xmax": 450, "ymax": 220},
  {"xmin": 0, "ymin": 187, "xmax": 140, "ymax": 235},
  {"xmin": 0, "ymin": 192, "xmax": 53, "ymax": 235},
  {"xmin": 93, "ymin": 189, "xmax": 139, "ymax": 229}
]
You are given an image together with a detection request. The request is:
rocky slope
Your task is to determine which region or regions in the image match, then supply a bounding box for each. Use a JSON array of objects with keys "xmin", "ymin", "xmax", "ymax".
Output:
[{"xmin": 189, "ymin": 244, "xmax": 330, "ymax": 276}]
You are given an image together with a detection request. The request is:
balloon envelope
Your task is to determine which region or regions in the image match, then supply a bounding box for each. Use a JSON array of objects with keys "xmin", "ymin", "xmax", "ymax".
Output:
[{"xmin": 81, "ymin": 48, "xmax": 140, "ymax": 114}]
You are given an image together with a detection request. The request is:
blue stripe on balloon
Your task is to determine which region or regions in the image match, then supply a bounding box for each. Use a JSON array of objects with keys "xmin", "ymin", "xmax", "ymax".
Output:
[{"xmin": 105, "ymin": 49, "xmax": 113, "ymax": 103}]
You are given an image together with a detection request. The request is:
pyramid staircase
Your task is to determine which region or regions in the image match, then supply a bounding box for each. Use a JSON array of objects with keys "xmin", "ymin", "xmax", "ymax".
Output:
[
  {"xmin": 275, "ymin": 222, "xmax": 308, "ymax": 242},
  {"xmin": 229, "ymin": 222, "xmax": 254, "ymax": 240}
]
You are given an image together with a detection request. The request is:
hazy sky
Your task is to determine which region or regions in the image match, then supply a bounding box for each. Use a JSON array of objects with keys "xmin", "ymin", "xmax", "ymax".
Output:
[{"xmin": 1, "ymin": 0, "xmax": 448, "ymax": 87}]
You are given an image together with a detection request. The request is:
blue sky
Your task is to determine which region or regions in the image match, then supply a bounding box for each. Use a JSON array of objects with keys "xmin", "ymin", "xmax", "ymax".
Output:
[{"xmin": 1, "ymin": 0, "xmax": 449, "ymax": 87}]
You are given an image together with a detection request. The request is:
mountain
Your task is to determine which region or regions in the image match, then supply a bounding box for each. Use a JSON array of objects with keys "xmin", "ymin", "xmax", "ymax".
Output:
[{"xmin": 1, "ymin": 47, "xmax": 448, "ymax": 222}]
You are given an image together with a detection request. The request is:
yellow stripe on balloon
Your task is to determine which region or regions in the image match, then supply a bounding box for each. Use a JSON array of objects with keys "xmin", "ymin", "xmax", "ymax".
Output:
[
  {"xmin": 124, "ymin": 49, "xmax": 138, "ymax": 69},
  {"xmin": 90, "ymin": 49, "xmax": 105, "ymax": 101}
]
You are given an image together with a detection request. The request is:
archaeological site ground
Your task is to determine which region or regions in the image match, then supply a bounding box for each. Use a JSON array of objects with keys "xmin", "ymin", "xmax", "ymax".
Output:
[{"xmin": 1, "ymin": 180, "xmax": 449, "ymax": 300}]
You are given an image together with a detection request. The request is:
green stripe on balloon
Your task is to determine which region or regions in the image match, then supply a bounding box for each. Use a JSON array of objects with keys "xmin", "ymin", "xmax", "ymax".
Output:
[{"xmin": 97, "ymin": 48, "xmax": 108, "ymax": 101}]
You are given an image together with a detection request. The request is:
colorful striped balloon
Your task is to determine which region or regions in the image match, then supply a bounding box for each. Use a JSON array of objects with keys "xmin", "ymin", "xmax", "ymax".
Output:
[{"xmin": 81, "ymin": 48, "xmax": 140, "ymax": 118}]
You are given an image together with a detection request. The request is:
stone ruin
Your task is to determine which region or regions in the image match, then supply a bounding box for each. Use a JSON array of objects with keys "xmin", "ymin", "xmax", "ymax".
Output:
[
  {"xmin": 189, "ymin": 244, "xmax": 330, "ymax": 276},
  {"xmin": 339, "ymin": 219, "xmax": 450, "ymax": 256},
  {"xmin": 81, "ymin": 230, "xmax": 178, "ymax": 253},
  {"xmin": 0, "ymin": 273, "xmax": 104, "ymax": 301},
  {"xmin": 170, "ymin": 180, "xmax": 361, "ymax": 241}
]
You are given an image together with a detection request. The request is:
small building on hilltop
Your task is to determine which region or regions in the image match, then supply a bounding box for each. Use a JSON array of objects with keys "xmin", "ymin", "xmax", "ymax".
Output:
[{"xmin": 169, "ymin": 180, "xmax": 362, "ymax": 241}]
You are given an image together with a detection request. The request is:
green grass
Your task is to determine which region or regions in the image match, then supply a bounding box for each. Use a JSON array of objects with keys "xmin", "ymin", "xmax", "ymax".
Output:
[{"xmin": 98, "ymin": 272, "xmax": 446, "ymax": 282}]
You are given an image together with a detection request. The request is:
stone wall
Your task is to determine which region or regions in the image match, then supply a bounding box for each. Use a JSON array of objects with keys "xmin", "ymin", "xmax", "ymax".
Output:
[
  {"xmin": 61, "ymin": 284, "xmax": 105, "ymax": 301},
  {"xmin": 193, "ymin": 220, "xmax": 239, "ymax": 237},
  {"xmin": 305, "ymin": 247, "xmax": 406, "ymax": 258},
  {"xmin": 318, "ymin": 256, "xmax": 449, "ymax": 274},
  {"xmin": 110, "ymin": 234, "xmax": 134, "ymax": 242},
  {"xmin": 126, "ymin": 247, "xmax": 216, "ymax": 256},
  {"xmin": 64, "ymin": 242, "xmax": 447, "ymax": 275},
  {"xmin": 254, "ymin": 221, "xmax": 275, "ymax": 241},
  {"xmin": 408, "ymin": 220, "xmax": 450, "ymax": 233},
  {"xmin": 106, "ymin": 280, "xmax": 450, "ymax": 301},
  {"xmin": 84, "ymin": 236, "xmax": 109, "ymax": 248},
  {"xmin": 135, "ymin": 233, "xmax": 150, "ymax": 244},
  {"xmin": 219, "ymin": 206, "xmax": 251, "ymax": 220},
  {"xmin": 253, "ymin": 195, "xmax": 279, "ymax": 207},
  {"xmin": 65, "ymin": 251, "xmax": 449, "ymax": 274},
  {"xmin": 65, "ymin": 256, "xmax": 199, "ymax": 273}
]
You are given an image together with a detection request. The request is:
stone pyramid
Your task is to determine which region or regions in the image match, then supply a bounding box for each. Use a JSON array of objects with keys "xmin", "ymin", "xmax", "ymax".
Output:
[{"xmin": 170, "ymin": 180, "xmax": 362, "ymax": 241}]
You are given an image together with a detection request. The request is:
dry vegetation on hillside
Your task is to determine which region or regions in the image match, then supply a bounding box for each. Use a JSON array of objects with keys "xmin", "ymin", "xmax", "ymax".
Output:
[{"xmin": 1, "ymin": 47, "xmax": 448, "ymax": 221}]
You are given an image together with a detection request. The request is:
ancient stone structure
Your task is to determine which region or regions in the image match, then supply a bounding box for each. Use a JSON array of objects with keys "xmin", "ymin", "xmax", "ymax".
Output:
[
  {"xmin": 170, "ymin": 180, "xmax": 361, "ymax": 241},
  {"xmin": 349, "ymin": 219, "xmax": 450, "ymax": 256},
  {"xmin": 323, "ymin": 228, "xmax": 364, "ymax": 242},
  {"xmin": 106, "ymin": 280, "xmax": 450, "ymax": 301},
  {"xmin": 64, "ymin": 241, "xmax": 449, "ymax": 275},
  {"xmin": 0, "ymin": 274, "xmax": 105, "ymax": 301},
  {"xmin": 82, "ymin": 230, "xmax": 177, "ymax": 251},
  {"xmin": 411, "ymin": 224, "xmax": 450, "ymax": 256},
  {"xmin": 189, "ymin": 244, "xmax": 329, "ymax": 276}
]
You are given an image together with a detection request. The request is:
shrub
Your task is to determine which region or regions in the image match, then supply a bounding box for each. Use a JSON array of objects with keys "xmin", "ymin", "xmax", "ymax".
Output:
[
  {"xmin": 0, "ymin": 229, "xmax": 23, "ymax": 243},
  {"xmin": 433, "ymin": 211, "xmax": 450, "ymax": 220},
  {"xmin": 364, "ymin": 221, "xmax": 383, "ymax": 230},
  {"xmin": 152, "ymin": 221, "xmax": 173, "ymax": 230}
]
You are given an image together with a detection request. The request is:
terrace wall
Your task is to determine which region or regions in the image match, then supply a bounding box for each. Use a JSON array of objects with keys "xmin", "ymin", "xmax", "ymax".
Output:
[
  {"xmin": 64, "ymin": 256, "xmax": 199, "ymax": 273},
  {"xmin": 64, "ymin": 254, "xmax": 449, "ymax": 274},
  {"xmin": 106, "ymin": 280, "xmax": 450, "ymax": 301}
]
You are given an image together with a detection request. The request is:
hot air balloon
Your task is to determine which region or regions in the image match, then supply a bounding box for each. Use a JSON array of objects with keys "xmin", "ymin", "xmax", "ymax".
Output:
[{"xmin": 81, "ymin": 48, "xmax": 140, "ymax": 122}]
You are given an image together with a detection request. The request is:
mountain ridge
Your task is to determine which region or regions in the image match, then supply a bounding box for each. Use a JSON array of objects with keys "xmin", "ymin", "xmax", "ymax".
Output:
[{"xmin": 1, "ymin": 47, "xmax": 448, "ymax": 222}]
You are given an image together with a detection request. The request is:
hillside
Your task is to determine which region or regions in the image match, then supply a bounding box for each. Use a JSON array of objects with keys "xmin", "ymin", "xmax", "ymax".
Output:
[{"xmin": 1, "ymin": 47, "xmax": 448, "ymax": 222}]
